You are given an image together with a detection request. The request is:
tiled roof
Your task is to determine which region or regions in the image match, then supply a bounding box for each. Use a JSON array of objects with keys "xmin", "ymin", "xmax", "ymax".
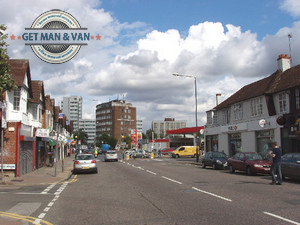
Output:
[
  {"xmin": 30, "ymin": 80, "xmax": 44, "ymax": 104},
  {"xmin": 9, "ymin": 59, "xmax": 33, "ymax": 98},
  {"xmin": 214, "ymin": 64, "xmax": 300, "ymax": 110}
]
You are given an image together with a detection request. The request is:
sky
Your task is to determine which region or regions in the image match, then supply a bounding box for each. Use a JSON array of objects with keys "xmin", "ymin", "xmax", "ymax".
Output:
[{"xmin": 1, "ymin": 0, "xmax": 300, "ymax": 133}]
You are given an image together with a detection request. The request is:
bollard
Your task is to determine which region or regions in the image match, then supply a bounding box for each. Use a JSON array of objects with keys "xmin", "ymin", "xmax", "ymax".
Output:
[
  {"xmin": 151, "ymin": 152, "xmax": 154, "ymax": 159},
  {"xmin": 126, "ymin": 152, "xmax": 130, "ymax": 160}
]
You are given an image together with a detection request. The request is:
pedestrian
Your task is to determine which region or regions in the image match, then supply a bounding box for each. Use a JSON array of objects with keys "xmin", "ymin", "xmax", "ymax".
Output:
[
  {"xmin": 158, "ymin": 149, "xmax": 162, "ymax": 157},
  {"xmin": 269, "ymin": 141, "xmax": 282, "ymax": 185}
]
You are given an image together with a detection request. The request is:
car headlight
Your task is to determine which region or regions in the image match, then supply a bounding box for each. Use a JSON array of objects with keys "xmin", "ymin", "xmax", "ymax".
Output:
[{"xmin": 254, "ymin": 164, "xmax": 263, "ymax": 168}]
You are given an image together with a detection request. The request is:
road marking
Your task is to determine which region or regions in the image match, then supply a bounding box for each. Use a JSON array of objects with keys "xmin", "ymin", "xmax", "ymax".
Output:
[
  {"xmin": 263, "ymin": 212, "xmax": 300, "ymax": 225},
  {"xmin": 161, "ymin": 176, "xmax": 182, "ymax": 184},
  {"xmin": 192, "ymin": 187, "xmax": 232, "ymax": 202},
  {"xmin": 146, "ymin": 170, "xmax": 157, "ymax": 175},
  {"xmin": 0, "ymin": 211, "xmax": 52, "ymax": 225},
  {"xmin": 35, "ymin": 181, "xmax": 69, "ymax": 224}
]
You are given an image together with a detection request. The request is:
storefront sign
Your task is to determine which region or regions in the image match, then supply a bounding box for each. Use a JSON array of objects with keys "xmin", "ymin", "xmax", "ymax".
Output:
[
  {"xmin": 221, "ymin": 123, "xmax": 247, "ymax": 133},
  {"xmin": 0, "ymin": 164, "xmax": 16, "ymax": 170},
  {"xmin": 36, "ymin": 128, "xmax": 49, "ymax": 137}
]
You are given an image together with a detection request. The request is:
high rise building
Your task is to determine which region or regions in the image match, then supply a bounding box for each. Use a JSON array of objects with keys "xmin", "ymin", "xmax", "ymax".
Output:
[
  {"xmin": 79, "ymin": 119, "xmax": 96, "ymax": 146},
  {"xmin": 61, "ymin": 96, "xmax": 82, "ymax": 131},
  {"xmin": 152, "ymin": 118, "xmax": 186, "ymax": 138},
  {"xmin": 136, "ymin": 119, "xmax": 143, "ymax": 134},
  {"xmin": 96, "ymin": 100, "xmax": 136, "ymax": 144}
]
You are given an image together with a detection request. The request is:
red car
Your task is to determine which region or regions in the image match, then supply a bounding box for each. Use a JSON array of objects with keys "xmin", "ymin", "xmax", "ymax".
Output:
[
  {"xmin": 227, "ymin": 152, "xmax": 272, "ymax": 175},
  {"xmin": 160, "ymin": 148, "xmax": 174, "ymax": 155}
]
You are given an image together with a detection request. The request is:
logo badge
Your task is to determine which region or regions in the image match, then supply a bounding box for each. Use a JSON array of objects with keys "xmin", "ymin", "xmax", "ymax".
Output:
[{"xmin": 25, "ymin": 9, "xmax": 88, "ymax": 64}]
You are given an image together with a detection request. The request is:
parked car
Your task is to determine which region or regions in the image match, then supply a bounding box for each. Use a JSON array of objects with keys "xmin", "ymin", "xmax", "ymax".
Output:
[
  {"xmin": 134, "ymin": 149, "xmax": 150, "ymax": 158},
  {"xmin": 202, "ymin": 151, "xmax": 228, "ymax": 169},
  {"xmin": 281, "ymin": 153, "xmax": 300, "ymax": 180},
  {"xmin": 105, "ymin": 150, "xmax": 118, "ymax": 162},
  {"xmin": 161, "ymin": 148, "xmax": 174, "ymax": 156},
  {"xmin": 73, "ymin": 154, "xmax": 98, "ymax": 174},
  {"xmin": 227, "ymin": 152, "xmax": 272, "ymax": 175}
]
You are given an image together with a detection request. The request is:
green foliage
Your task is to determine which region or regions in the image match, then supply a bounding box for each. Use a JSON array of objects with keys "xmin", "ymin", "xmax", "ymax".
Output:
[
  {"xmin": 96, "ymin": 132, "xmax": 118, "ymax": 149},
  {"xmin": 146, "ymin": 129, "xmax": 157, "ymax": 139},
  {"xmin": 0, "ymin": 24, "xmax": 16, "ymax": 101},
  {"xmin": 74, "ymin": 129, "xmax": 88, "ymax": 145}
]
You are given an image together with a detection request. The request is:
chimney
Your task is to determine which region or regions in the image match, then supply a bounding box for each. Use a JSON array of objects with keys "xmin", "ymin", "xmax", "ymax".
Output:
[
  {"xmin": 216, "ymin": 94, "xmax": 222, "ymax": 105},
  {"xmin": 277, "ymin": 54, "xmax": 291, "ymax": 72}
]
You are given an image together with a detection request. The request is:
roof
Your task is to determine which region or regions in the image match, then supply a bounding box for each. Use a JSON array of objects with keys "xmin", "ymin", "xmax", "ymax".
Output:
[
  {"xmin": 9, "ymin": 59, "xmax": 33, "ymax": 98},
  {"xmin": 214, "ymin": 64, "xmax": 300, "ymax": 110},
  {"xmin": 30, "ymin": 80, "xmax": 45, "ymax": 107}
]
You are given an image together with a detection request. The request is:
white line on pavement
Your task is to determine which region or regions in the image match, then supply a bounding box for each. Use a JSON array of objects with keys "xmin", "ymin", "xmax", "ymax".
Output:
[
  {"xmin": 192, "ymin": 187, "xmax": 232, "ymax": 202},
  {"xmin": 146, "ymin": 170, "xmax": 157, "ymax": 175},
  {"xmin": 263, "ymin": 212, "xmax": 300, "ymax": 225},
  {"xmin": 161, "ymin": 176, "xmax": 182, "ymax": 184}
]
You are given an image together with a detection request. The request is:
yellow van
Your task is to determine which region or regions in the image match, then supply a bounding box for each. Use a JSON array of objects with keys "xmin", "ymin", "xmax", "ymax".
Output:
[{"xmin": 172, "ymin": 146, "xmax": 198, "ymax": 158}]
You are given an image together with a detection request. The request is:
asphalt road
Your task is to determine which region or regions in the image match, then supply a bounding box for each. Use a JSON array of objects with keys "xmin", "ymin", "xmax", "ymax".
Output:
[{"xmin": 1, "ymin": 155, "xmax": 300, "ymax": 225}]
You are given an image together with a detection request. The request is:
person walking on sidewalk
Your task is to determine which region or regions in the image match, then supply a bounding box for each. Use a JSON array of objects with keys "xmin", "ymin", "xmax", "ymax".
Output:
[{"xmin": 270, "ymin": 141, "xmax": 282, "ymax": 185}]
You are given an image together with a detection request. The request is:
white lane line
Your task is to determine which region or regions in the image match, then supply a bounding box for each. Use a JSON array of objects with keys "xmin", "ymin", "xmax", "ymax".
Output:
[
  {"xmin": 161, "ymin": 176, "xmax": 182, "ymax": 184},
  {"xmin": 263, "ymin": 212, "xmax": 300, "ymax": 225},
  {"xmin": 192, "ymin": 187, "xmax": 232, "ymax": 202},
  {"xmin": 146, "ymin": 170, "xmax": 157, "ymax": 175}
]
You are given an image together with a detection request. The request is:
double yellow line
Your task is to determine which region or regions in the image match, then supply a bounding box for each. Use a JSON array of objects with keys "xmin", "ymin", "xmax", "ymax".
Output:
[{"xmin": 0, "ymin": 211, "xmax": 52, "ymax": 225}]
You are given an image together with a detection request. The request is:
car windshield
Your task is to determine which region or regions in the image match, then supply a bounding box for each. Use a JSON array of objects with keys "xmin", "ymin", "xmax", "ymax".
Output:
[
  {"xmin": 212, "ymin": 152, "xmax": 227, "ymax": 158},
  {"xmin": 245, "ymin": 153, "xmax": 263, "ymax": 161},
  {"xmin": 77, "ymin": 155, "xmax": 94, "ymax": 160}
]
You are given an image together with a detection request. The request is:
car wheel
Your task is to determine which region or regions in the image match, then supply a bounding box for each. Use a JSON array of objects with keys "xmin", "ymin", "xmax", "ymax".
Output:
[
  {"xmin": 229, "ymin": 165, "xmax": 235, "ymax": 173},
  {"xmin": 175, "ymin": 154, "xmax": 179, "ymax": 158},
  {"xmin": 246, "ymin": 166, "xmax": 252, "ymax": 176},
  {"xmin": 95, "ymin": 169, "xmax": 98, "ymax": 174},
  {"xmin": 202, "ymin": 162, "xmax": 206, "ymax": 168},
  {"xmin": 213, "ymin": 163, "xmax": 217, "ymax": 170}
]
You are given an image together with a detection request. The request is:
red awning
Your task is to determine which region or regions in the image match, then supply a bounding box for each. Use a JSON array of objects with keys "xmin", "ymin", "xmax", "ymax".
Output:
[{"xmin": 166, "ymin": 126, "xmax": 204, "ymax": 134}]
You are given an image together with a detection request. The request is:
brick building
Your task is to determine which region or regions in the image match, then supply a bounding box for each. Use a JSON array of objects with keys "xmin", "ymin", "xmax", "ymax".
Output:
[{"xmin": 95, "ymin": 100, "xmax": 136, "ymax": 145}]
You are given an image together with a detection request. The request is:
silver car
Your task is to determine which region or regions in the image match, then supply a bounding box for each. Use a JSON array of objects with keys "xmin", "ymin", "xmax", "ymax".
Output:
[
  {"xmin": 73, "ymin": 154, "xmax": 98, "ymax": 174},
  {"xmin": 105, "ymin": 150, "xmax": 118, "ymax": 162}
]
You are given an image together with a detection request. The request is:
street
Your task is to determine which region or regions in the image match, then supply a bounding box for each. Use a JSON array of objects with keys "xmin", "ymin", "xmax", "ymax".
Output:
[{"xmin": 0, "ymin": 154, "xmax": 300, "ymax": 225}]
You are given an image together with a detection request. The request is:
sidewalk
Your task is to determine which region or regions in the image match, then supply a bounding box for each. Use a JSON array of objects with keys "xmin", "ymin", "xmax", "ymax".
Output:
[{"xmin": 0, "ymin": 155, "xmax": 74, "ymax": 186}]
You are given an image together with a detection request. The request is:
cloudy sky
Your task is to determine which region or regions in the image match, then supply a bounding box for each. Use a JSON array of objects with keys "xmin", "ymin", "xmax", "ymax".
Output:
[{"xmin": 1, "ymin": 0, "xmax": 300, "ymax": 132}]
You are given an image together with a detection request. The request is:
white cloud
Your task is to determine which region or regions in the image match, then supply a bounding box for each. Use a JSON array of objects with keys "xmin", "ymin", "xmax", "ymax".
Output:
[
  {"xmin": 280, "ymin": 0, "xmax": 300, "ymax": 17},
  {"xmin": 2, "ymin": 0, "xmax": 300, "ymax": 132}
]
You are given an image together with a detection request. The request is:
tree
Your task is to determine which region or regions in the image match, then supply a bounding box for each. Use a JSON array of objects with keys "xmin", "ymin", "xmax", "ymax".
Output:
[
  {"xmin": 146, "ymin": 129, "xmax": 157, "ymax": 140},
  {"xmin": 0, "ymin": 25, "xmax": 16, "ymax": 102},
  {"xmin": 74, "ymin": 129, "xmax": 88, "ymax": 145},
  {"xmin": 96, "ymin": 133, "xmax": 118, "ymax": 149}
]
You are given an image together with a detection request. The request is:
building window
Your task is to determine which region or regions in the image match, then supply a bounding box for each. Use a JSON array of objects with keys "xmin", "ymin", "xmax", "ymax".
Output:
[
  {"xmin": 233, "ymin": 103, "xmax": 243, "ymax": 120},
  {"xmin": 207, "ymin": 111, "xmax": 213, "ymax": 125},
  {"xmin": 13, "ymin": 88, "xmax": 20, "ymax": 111},
  {"xmin": 212, "ymin": 111, "xmax": 218, "ymax": 124},
  {"xmin": 279, "ymin": 93, "xmax": 287, "ymax": 113},
  {"xmin": 251, "ymin": 97, "xmax": 263, "ymax": 116},
  {"xmin": 296, "ymin": 89, "xmax": 300, "ymax": 109}
]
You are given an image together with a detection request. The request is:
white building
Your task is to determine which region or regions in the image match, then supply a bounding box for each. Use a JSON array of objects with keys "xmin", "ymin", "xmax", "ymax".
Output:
[
  {"xmin": 152, "ymin": 118, "xmax": 186, "ymax": 139},
  {"xmin": 205, "ymin": 54, "xmax": 299, "ymax": 157},
  {"xmin": 61, "ymin": 96, "xmax": 82, "ymax": 131},
  {"xmin": 79, "ymin": 119, "xmax": 96, "ymax": 146}
]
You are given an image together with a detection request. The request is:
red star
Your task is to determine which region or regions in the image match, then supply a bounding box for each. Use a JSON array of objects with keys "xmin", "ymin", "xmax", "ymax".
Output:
[
  {"xmin": 96, "ymin": 34, "xmax": 101, "ymax": 40},
  {"xmin": 18, "ymin": 36, "xmax": 21, "ymax": 40},
  {"xmin": 10, "ymin": 34, "xmax": 16, "ymax": 40},
  {"xmin": 91, "ymin": 36, "xmax": 94, "ymax": 40}
]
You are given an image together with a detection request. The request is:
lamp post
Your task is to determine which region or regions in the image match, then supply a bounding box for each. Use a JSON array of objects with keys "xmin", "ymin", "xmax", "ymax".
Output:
[{"xmin": 172, "ymin": 73, "xmax": 199, "ymax": 162}]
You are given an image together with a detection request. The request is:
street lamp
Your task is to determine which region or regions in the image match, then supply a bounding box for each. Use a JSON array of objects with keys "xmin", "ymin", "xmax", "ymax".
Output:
[{"xmin": 172, "ymin": 73, "xmax": 199, "ymax": 162}]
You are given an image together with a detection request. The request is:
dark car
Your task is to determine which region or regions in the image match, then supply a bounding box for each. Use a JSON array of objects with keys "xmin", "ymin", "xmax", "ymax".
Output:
[
  {"xmin": 281, "ymin": 153, "xmax": 300, "ymax": 180},
  {"xmin": 227, "ymin": 152, "xmax": 272, "ymax": 175},
  {"xmin": 202, "ymin": 151, "xmax": 228, "ymax": 169}
]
